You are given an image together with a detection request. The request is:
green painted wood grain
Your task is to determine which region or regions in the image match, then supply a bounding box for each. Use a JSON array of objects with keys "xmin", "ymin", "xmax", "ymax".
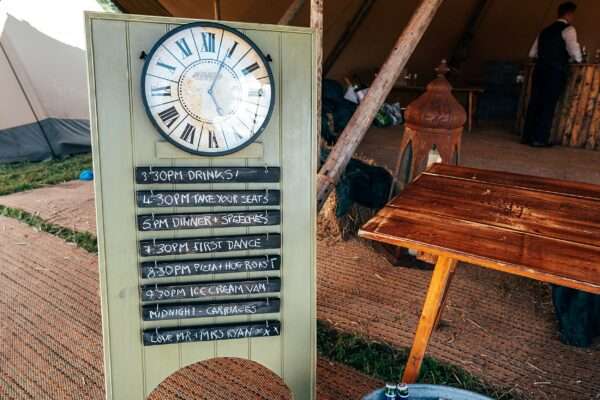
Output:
[
  {"xmin": 87, "ymin": 17, "xmax": 144, "ymax": 400},
  {"xmin": 86, "ymin": 12, "xmax": 316, "ymax": 400}
]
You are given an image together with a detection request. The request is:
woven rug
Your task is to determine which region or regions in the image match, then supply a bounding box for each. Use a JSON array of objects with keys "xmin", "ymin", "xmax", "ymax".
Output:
[
  {"xmin": 317, "ymin": 239, "xmax": 600, "ymax": 399},
  {"xmin": 2, "ymin": 182, "xmax": 600, "ymax": 398},
  {"xmin": 0, "ymin": 216, "xmax": 381, "ymax": 400}
]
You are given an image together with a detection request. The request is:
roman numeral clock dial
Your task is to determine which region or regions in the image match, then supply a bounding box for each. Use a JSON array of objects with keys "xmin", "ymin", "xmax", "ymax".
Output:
[{"xmin": 142, "ymin": 22, "xmax": 275, "ymax": 156}]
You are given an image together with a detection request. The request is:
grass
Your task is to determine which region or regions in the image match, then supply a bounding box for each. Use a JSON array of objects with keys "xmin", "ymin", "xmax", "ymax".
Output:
[
  {"xmin": 0, "ymin": 156, "xmax": 523, "ymax": 400},
  {"xmin": 0, "ymin": 154, "xmax": 92, "ymax": 196},
  {"xmin": 317, "ymin": 321, "xmax": 523, "ymax": 400},
  {"xmin": 0, "ymin": 205, "xmax": 97, "ymax": 253}
]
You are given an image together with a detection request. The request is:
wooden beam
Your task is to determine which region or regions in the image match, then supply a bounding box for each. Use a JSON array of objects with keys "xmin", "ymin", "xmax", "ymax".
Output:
[
  {"xmin": 279, "ymin": 0, "xmax": 307, "ymax": 25},
  {"xmin": 316, "ymin": 0, "xmax": 444, "ymax": 211},
  {"xmin": 213, "ymin": 0, "xmax": 221, "ymax": 20},
  {"xmin": 448, "ymin": 0, "xmax": 489, "ymax": 70},
  {"xmin": 111, "ymin": 0, "xmax": 171, "ymax": 16},
  {"xmin": 312, "ymin": 0, "xmax": 324, "ymax": 148},
  {"xmin": 323, "ymin": 0, "xmax": 376, "ymax": 76}
]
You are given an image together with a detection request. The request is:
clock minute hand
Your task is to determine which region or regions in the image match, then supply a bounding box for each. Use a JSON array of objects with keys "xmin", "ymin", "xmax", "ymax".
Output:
[{"xmin": 208, "ymin": 57, "xmax": 227, "ymax": 95}]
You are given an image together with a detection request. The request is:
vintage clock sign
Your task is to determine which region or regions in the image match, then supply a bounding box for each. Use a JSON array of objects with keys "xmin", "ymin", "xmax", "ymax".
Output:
[{"xmin": 86, "ymin": 13, "xmax": 316, "ymax": 400}]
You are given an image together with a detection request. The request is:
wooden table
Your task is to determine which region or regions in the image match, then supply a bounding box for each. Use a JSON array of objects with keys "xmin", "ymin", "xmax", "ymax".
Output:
[
  {"xmin": 393, "ymin": 85, "xmax": 484, "ymax": 132},
  {"xmin": 358, "ymin": 164, "xmax": 600, "ymax": 383}
]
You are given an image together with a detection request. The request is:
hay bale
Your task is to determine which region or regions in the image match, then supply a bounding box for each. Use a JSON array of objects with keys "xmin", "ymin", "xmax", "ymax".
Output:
[{"xmin": 317, "ymin": 191, "xmax": 377, "ymax": 242}]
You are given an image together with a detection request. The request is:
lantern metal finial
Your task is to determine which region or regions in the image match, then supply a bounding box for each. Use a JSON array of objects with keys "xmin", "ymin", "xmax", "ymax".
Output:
[{"xmin": 435, "ymin": 59, "xmax": 450, "ymax": 77}]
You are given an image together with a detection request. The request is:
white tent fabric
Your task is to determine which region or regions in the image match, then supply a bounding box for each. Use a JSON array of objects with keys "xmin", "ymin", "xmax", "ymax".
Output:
[{"xmin": 0, "ymin": 0, "xmax": 103, "ymax": 163}]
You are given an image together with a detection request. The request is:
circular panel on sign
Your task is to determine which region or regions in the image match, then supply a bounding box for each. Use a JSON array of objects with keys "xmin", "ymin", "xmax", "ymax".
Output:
[{"xmin": 147, "ymin": 357, "xmax": 291, "ymax": 400}]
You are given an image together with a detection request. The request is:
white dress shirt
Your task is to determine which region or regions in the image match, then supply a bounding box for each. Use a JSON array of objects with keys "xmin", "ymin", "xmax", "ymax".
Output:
[{"xmin": 529, "ymin": 19, "xmax": 583, "ymax": 63}]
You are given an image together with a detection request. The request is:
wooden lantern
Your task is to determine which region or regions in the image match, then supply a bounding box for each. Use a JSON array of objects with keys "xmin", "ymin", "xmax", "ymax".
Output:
[{"xmin": 391, "ymin": 60, "xmax": 467, "ymax": 191}]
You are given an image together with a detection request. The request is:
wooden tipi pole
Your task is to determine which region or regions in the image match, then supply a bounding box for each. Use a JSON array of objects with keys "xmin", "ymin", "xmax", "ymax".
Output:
[
  {"xmin": 213, "ymin": 0, "xmax": 221, "ymax": 19},
  {"xmin": 323, "ymin": 0, "xmax": 376, "ymax": 76},
  {"xmin": 311, "ymin": 0, "xmax": 324, "ymax": 143},
  {"xmin": 279, "ymin": 0, "xmax": 307, "ymax": 25},
  {"xmin": 448, "ymin": 0, "xmax": 489, "ymax": 70},
  {"xmin": 316, "ymin": 0, "xmax": 444, "ymax": 211}
]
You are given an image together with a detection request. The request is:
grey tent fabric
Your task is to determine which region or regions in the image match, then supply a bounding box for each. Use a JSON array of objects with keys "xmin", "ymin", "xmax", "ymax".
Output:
[
  {"xmin": 0, "ymin": 118, "xmax": 90, "ymax": 163},
  {"xmin": 0, "ymin": 0, "xmax": 101, "ymax": 163}
]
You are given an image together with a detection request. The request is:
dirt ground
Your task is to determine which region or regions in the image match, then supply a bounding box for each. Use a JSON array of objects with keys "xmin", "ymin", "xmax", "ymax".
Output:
[{"xmin": 1, "ymin": 128, "xmax": 600, "ymax": 399}]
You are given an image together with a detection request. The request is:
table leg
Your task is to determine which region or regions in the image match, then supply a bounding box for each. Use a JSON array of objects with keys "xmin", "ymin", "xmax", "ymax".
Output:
[
  {"xmin": 433, "ymin": 261, "xmax": 457, "ymax": 329},
  {"xmin": 468, "ymin": 92, "xmax": 473, "ymax": 133},
  {"xmin": 402, "ymin": 256, "xmax": 458, "ymax": 383}
]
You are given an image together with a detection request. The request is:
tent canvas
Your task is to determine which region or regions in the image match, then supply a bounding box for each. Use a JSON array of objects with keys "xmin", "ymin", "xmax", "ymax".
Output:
[{"xmin": 0, "ymin": 0, "xmax": 102, "ymax": 163}]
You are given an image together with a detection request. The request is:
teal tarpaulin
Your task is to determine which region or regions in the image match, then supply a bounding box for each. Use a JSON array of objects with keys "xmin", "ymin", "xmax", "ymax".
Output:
[{"xmin": 553, "ymin": 286, "xmax": 600, "ymax": 347}]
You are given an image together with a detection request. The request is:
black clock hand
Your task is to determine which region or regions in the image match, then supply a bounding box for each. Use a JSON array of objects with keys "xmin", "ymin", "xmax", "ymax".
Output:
[
  {"xmin": 208, "ymin": 48, "xmax": 235, "ymax": 116},
  {"xmin": 209, "ymin": 91, "xmax": 225, "ymax": 116},
  {"xmin": 208, "ymin": 51, "xmax": 229, "ymax": 95},
  {"xmin": 208, "ymin": 62, "xmax": 225, "ymax": 95}
]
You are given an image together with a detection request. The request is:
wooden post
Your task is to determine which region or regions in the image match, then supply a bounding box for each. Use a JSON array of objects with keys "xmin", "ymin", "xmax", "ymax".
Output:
[
  {"xmin": 279, "ymin": 0, "xmax": 307, "ymax": 25},
  {"xmin": 570, "ymin": 66, "xmax": 594, "ymax": 147},
  {"xmin": 213, "ymin": 0, "xmax": 221, "ymax": 20},
  {"xmin": 562, "ymin": 66, "xmax": 585, "ymax": 145},
  {"xmin": 323, "ymin": 0, "xmax": 376, "ymax": 76},
  {"xmin": 582, "ymin": 67, "xmax": 600, "ymax": 149},
  {"xmin": 312, "ymin": 0, "xmax": 324, "ymax": 146},
  {"xmin": 316, "ymin": 0, "xmax": 444, "ymax": 211},
  {"xmin": 586, "ymin": 65, "xmax": 600, "ymax": 150}
]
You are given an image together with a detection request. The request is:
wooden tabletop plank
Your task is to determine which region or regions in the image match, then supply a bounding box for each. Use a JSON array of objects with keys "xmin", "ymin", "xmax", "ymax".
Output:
[
  {"xmin": 392, "ymin": 85, "xmax": 484, "ymax": 93},
  {"xmin": 426, "ymin": 164, "xmax": 600, "ymax": 201},
  {"xmin": 359, "ymin": 207, "xmax": 600, "ymax": 294},
  {"xmin": 388, "ymin": 174, "xmax": 600, "ymax": 248}
]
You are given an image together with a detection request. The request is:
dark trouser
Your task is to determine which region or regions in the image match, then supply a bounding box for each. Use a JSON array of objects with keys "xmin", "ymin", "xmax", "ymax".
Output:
[{"xmin": 523, "ymin": 64, "xmax": 568, "ymax": 144}]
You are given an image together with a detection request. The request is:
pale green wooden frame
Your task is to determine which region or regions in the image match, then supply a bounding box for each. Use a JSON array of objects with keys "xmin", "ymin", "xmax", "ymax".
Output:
[{"xmin": 85, "ymin": 12, "xmax": 317, "ymax": 400}]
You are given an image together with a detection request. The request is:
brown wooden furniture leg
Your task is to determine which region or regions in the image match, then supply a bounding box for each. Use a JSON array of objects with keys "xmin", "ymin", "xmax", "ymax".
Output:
[
  {"xmin": 402, "ymin": 256, "xmax": 458, "ymax": 383},
  {"xmin": 433, "ymin": 261, "xmax": 457, "ymax": 329},
  {"xmin": 474, "ymin": 93, "xmax": 480, "ymax": 131},
  {"xmin": 468, "ymin": 91, "xmax": 473, "ymax": 133}
]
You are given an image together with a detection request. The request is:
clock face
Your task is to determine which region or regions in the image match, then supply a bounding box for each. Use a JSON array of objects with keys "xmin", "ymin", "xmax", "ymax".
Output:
[{"xmin": 142, "ymin": 22, "xmax": 275, "ymax": 156}]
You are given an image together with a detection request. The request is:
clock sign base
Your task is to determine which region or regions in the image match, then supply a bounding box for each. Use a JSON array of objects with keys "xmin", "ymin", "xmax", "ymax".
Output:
[{"xmin": 85, "ymin": 12, "xmax": 317, "ymax": 400}]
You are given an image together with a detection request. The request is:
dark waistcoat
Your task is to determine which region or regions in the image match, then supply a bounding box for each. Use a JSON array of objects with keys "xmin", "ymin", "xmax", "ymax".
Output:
[{"xmin": 538, "ymin": 20, "xmax": 571, "ymax": 70}]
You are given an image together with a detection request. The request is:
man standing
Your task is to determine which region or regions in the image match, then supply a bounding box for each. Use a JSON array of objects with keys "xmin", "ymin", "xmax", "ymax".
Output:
[{"xmin": 523, "ymin": 1, "xmax": 582, "ymax": 147}]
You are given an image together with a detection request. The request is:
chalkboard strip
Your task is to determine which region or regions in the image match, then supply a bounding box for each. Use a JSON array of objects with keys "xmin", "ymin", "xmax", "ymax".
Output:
[
  {"xmin": 139, "ymin": 233, "xmax": 281, "ymax": 257},
  {"xmin": 140, "ymin": 255, "xmax": 281, "ymax": 279},
  {"xmin": 143, "ymin": 320, "xmax": 281, "ymax": 346},
  {"xmin": 137, "ymin": 210, "xmax": 281, "ymax": 231},
  {"xmin": 142, "ymin": 298, "xmax": 281, "ymax": 321},
  {"xmin": 140, "ymin": 278, "xmax": 281, "ymax": 302},
  {"xmin": 135, "ymin": 167, "xmax": 280, "ymax": 184},
  {"xmin": 136, "ymin": 190, "xmax": 281, "ymax": 208}
]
